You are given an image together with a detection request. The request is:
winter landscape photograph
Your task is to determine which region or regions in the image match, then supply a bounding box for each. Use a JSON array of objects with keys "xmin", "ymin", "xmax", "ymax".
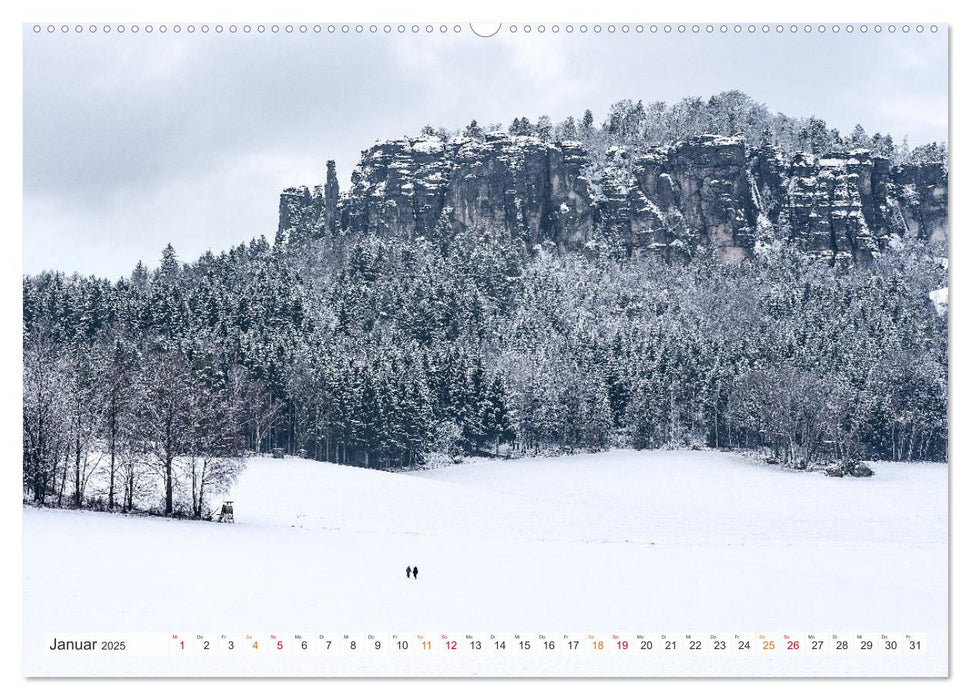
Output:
[{"xmin": 22, "ymin": 24, "xmax": 948, "ymax": 677}]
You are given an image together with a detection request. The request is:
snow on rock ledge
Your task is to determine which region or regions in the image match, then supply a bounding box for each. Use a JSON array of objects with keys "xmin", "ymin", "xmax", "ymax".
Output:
[{"xmin": 278, "ymin": 133, "xmax": 948, "ymax": 263}]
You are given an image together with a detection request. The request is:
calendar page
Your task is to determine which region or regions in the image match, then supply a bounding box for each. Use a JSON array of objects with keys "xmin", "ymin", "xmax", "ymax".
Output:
[{"xmin": 21, "ymin": 21, "xmax": 948, "ymax": 678}]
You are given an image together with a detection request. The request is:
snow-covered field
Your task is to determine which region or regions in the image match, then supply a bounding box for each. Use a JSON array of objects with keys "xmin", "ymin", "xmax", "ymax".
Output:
[{"xmin": 23, "ymin": 450, "xmax": 947, "ymax": 677}]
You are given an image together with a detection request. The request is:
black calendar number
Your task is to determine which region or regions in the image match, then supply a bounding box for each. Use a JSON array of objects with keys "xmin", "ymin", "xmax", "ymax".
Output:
[
  {"xmin": 349, "ymin": 640, "xmax": 357, "ymax": 650},
  {"xmin": 739, "ymin": 641, "xmax": 750, "ymax": 650},
  {"xmin": 469, "ymin": 641, "xmax": 480, "ymax": 650},
  {"xmin": 910, "ymin": 641, "xmax": 921, "ymax": 650},
  {"xmin": 519, "ymin": 641, "xmax": 530, "ymax": 650},
  {"xmin": 641, "ymin": 641, "xmax": 653, "ymax": 650},
  {"xmin": 665, "ymin": 640, "xmax": 676, "ymax": 650},
  {"xmin": 495, "ymin": 641, "xmax": 506, "ymax": 650},
  {"xmin": 228, "ymin": 641, "xmax": 235, "ymax": 650},
  {"xmin": 689, "ymin": 641, "xmax": 701, "ymax": 650},
  {"xmin": 713, "ymin": 641, "xmax": 726, "ymax": 650},
  {"xmin": 861, "ymin": 640, "xmax": 873, "ymax": 650},
  {"xmin": 812, "ymin": 640, "xmax": 823, "ymax": 650},
  {"xmin": 885, "ymin": 641, "xmax": 897, "ymax": 650},
  {"xmin": 544, "ymin": 641, "xmax": 555, "ymax": 650},
  {"xmin": 836, "ymin": 640, "xmax": 848, "ymax": 650}
]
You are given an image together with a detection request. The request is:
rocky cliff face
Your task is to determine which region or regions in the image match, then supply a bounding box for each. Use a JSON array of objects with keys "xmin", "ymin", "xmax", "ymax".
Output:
[
  {"xmin": 335, "ymin": 133, "xmax": 595, "ymax": 251},
  {"xmin": 278, "ymin": 159, "xmax": 340, "ymax": 243},
  {"xmin": 279, "ymin": 133, "xmax": 948, "ymax": 262}
]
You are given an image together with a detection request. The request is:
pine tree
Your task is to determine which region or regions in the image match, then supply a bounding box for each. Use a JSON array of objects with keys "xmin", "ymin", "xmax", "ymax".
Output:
[
  {"xmin": 581, "ymin": 109, "xmax": 594, "ymax": 133},
  {"xmin": 463, "ymin": 120, "xmax": 484, "ymax": 140},
  {"xmin": 482, "ymin": 374, "xmax": 516, "ymax": 457}
]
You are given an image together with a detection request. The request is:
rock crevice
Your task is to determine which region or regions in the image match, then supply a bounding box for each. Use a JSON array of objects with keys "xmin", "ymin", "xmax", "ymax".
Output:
[{"xmin": 278, "ymin": 132, "xmax": 948, "ymax": 262}]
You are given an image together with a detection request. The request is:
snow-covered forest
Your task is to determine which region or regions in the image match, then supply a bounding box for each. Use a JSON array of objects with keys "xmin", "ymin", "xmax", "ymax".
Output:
[
  {"xmin": 438, "ymin": 90, "xmax": 947, "ymax": 166},
  {"xmin": 22, "ymin": 94, "xmax": 949, "ymax": 518}
]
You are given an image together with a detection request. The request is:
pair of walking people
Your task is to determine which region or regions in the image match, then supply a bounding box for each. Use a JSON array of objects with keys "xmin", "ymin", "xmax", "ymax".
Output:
[{"xmin": 406, "ymin": 565, "xmax": 419, "ymax": 580}]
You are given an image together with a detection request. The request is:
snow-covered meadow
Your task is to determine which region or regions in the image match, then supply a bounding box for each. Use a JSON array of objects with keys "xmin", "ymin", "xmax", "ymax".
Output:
[{"xmin": 23, "ymin": 450, "xmax": 947, "ymax": 676}]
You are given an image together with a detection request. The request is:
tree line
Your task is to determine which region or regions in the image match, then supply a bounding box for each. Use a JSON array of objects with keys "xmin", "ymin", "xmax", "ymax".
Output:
[
  {"xmin": 450, "ymin": 90, "xmax": 946, "ymax": 166},
  {"xmin": 23, "ymin": 217, "xmax": 947, "ymax": 515}
]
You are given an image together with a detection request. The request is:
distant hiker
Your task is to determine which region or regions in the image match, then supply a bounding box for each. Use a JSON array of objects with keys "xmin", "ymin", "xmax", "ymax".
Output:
[
  {"xmin": 413, "ymin": 566, "xmax": 419, "ymax": 580},
  {"xmin": 406, "ymin": 566, "xmax": 412, "ymax": 579}
]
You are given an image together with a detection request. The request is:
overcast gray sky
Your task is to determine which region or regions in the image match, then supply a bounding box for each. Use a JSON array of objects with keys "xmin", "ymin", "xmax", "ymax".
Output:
[{"xmin": 23, "ymin": 25, "xmax": 948, "ymax": 279}]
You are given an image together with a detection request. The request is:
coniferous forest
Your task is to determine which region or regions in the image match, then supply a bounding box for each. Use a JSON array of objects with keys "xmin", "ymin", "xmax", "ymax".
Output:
[{"xmin": 23, "ymin": 94, "xmax": 949, "ymax": 518}]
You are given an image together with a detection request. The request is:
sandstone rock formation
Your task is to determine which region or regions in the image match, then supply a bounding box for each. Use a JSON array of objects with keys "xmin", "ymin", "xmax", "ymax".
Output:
[{"xmin": 279, "ymin": 132, "xmax": 948, "ymax": 263}]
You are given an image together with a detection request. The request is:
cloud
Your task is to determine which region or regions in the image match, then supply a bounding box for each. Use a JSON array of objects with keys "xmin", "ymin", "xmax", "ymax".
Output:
[
  {"xmin": 24, "ymin": 147, "xmax": 326, "ymax": 276},
  {"xmin": 23, "ymin": 28, "xmax": 948, "ymax": 279}
]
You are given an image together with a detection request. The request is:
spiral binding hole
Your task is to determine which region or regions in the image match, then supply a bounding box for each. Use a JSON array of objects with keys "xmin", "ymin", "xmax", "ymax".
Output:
[{"xmin": 28, "ymin": 23, "xmax": 940, "ymax": 36}]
